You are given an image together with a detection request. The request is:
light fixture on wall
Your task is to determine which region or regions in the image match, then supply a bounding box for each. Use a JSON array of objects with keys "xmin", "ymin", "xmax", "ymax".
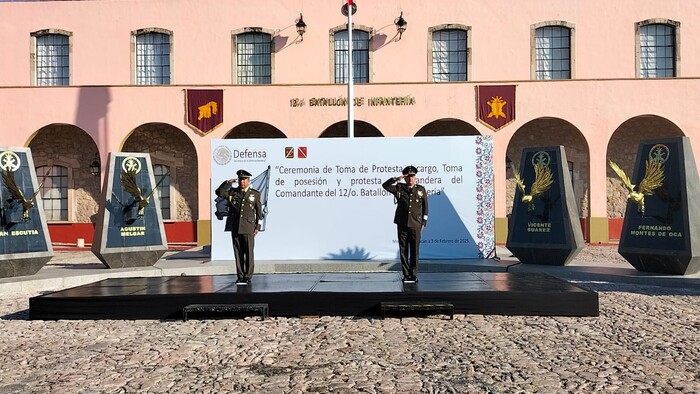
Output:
[
  {"xmin": 394, "ymin": 12, "xmax": 407, "ymax": 39},
  {"xmin": 89, "ymin": 153, "xmax": 100, "ymax": 176},
  {"xmin": 341, "ymin": 0, "xmax": 357, "ymax": 16},
  {"xmin": 295, "ymin": 13, "xmax": 307, "ymax": 40}
]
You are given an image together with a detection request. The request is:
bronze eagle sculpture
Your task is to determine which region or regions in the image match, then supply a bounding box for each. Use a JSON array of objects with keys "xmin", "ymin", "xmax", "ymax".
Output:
[
  {"xmin": 514, "ymin": 163, "xmax": 554, "ymax": 212},
  {"xmin": 609, "ymin": 159, "xmax": 664, "ymax": 216},
  {"xmin": 1, "ymin": 169, "xmax": 43, "ymax": 221},
  {"xmin": 120, "ymin": 168, "xmax": 162, "ymax": 216}
]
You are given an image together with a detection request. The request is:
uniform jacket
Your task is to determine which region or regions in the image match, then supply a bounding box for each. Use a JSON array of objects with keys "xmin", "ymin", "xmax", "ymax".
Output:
[
  {"xmin": 382, "ymin": 178, "xmax": 428, "ymax": 228},
  {"xmin": 216, "ymin": 181, "xmax": 263, "ymax": 234}
]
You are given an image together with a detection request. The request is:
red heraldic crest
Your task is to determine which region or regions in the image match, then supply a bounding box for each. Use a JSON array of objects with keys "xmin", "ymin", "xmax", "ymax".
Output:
[
  {"xmin": 477, "ymin": 85, "xmax": 516, "ymax": 131},
  {"xmin": 285, "ymin": 147, "xmax": 295, "ymax": 159},
  {"xmin": 297, "ymin": 147, "xmax": 307, "ymax": 159},
  {"xmin": 186, "ymin": 89, "xmax": 224, "ymax": 135}
]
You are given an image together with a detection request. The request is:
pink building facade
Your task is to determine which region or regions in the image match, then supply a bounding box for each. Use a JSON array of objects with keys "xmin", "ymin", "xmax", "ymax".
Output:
[{"xmin": 0, "ymin": 0, "xmax": 697, "ymax": 246}]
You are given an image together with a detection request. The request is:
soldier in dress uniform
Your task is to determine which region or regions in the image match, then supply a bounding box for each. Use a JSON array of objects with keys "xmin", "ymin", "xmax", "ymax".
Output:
[
  {"xmin": 382, "ymin": 165, "xmax": 428, "ymax": 283},
  {"xmin": 215, "ymin": 169, "xmax": 263, "ymax": 285}
]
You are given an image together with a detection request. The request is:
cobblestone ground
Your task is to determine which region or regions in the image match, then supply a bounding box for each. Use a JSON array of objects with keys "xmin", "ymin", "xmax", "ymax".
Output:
[{"xmin": 0, "ymin": 249, "xmax": 698, "ymax": 393}]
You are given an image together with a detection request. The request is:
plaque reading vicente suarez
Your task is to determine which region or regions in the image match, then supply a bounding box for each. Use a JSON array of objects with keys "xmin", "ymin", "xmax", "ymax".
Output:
[
  {"xmin": 92, "ymin": 152, "xmax": 167, "ymax": 268},
  {"xmin": 0, "ymin": 147, "xmax": 53, "ymax": 278},
  {"xmin": 615, "ymin": 137, "xmax": 700, "ymax": 275},
  {"xmin": 506, "ymin": 146, "xmax": 584, "ymax": 265}
]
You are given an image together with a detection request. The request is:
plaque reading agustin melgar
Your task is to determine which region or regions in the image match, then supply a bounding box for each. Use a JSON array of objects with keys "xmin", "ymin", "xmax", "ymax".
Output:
[
  {"xmin": 0, "ymin": 147, "xmax": 53, "ymax": 278},
  {"xmin": 613, "ymin": 136, "xmax": 700, "ymax": 275},
  {"xmin": 92, "ymin": 153, "xmax": 167, "ymax": 268},
  {"xmin": 506, "ymin": 146, "xmax": 584, "ymax": 265}
]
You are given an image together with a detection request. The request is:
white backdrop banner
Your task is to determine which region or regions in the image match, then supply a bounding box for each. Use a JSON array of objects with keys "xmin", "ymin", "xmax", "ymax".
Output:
[{"xmin": 210, "ymin": 136, "xmax": 494, "ymax": 261}]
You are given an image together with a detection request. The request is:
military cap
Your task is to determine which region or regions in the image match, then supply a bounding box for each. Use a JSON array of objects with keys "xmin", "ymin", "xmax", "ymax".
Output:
[
  {"xmin": 402, "ymin": 165, "xmax": 418, "ymax": 176},
  {"xmin": 236, "ymin": 169, "xmax": 252, "ymax": 179}
]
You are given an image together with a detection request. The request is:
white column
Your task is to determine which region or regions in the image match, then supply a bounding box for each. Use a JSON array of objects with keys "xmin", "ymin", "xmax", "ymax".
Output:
[{"xmin": 347, "ymin": 7, "xmax": 354, "ymax": 138}]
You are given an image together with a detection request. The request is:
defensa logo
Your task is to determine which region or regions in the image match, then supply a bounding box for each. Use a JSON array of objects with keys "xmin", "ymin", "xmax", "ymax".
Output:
[
  {"xmin": 213, "ymin": 146, "xmax": 232, "ymax": 165},
  {"xmin": 232, "ymin": 149, "xmax": 267, "ymax": 161}
]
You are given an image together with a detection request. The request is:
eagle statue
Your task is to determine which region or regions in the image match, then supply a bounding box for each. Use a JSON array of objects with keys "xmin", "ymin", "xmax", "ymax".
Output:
[
  {"xmin": 609, "ymin": 159, "xmax": 664, "ymax": 216},
  {"xmin": 1, "ymin": 169, "xmax": 42, "ymax": 221},
  {"xmin": 120, "ymin": 168, "xmax": 160, "ymax": 216},
  {"xmin": 514, "ymin": 163, "xmax": 554, "ymax": 212}
]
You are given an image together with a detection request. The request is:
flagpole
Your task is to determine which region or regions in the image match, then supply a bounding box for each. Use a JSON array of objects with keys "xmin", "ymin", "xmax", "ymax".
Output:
[{"xmin": 347, "ymin": 1, "xmax": 354, "ymax": 138}]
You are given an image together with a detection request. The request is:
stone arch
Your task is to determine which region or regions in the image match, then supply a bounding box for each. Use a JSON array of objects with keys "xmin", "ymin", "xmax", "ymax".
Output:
[
  {"xmin": 122, "ymin": 123, "xmax": 198, "ymax": 222},
  {"xmin": 320, "ymin": 121, "xmax": 383, "ymax": 138},
  {"xmin": 224, "ymin": 122, "xmax": 287, "ymax": 139},
  {"xmin": 27, "ymin": 123, "xmax": 101, "ymax": 223},
  {"xmin": 506, "ymin": 117, "xmax": 590, "ymax": 218},
  {"xmin": 606, "ymin": 115, "xmax": 683, "ymax": 218},
  {"xmin": 415, "ymin": 118, "xmax": 481, "ymax": 136}
]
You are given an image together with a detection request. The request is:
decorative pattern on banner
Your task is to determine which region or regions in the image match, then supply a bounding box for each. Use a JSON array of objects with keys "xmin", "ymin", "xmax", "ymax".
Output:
[
  {"xmin": 477, "ymin": 85, "xmax": 516, "ymax": 131},
  {"xmin": 475, "ymin": 136, "xmax": 495, "ymax": 257},
  {"xmin": 186, "ymin": 89, "xmax": 223, "ymax": 135}
]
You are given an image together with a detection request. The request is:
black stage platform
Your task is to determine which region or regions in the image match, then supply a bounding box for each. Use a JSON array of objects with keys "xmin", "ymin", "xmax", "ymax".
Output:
[{"xmin": 29, "ymin": 272, "xmax": 599, "ymax": 320}]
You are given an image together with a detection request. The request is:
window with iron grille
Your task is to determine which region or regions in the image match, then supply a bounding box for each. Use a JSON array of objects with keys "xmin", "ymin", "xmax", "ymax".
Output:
[
  {"xmin": 432, "ymin": 29, "xmax": 467, "ymax": 82},
  {"xmin": 135, "ymin": 32, "xmax": 170, "ymax": 85},
  {"xmin": 36, "ymin": 34, "xmax": 69, "ymax": 86},
  {"xmin": 334, "ymin": 30, "xmax": 369, "ymax": 83},
  {"xmin": 153, "ymin": 164, "xmax": 171, "ymax": 220},
  {"xmin": 639, "ymin": 24, "xmax": 675, "ymax": 78},
  {"xmin": 236, "ymin": 33, "xmax": 272, "ymax": 84},
  {"xmin": 535, "ymin": 26, "xmax": 571, "ymax": 80},
  {"xmin": 36, "ymin": 165, "xmax": 68, "ymax": 221}
]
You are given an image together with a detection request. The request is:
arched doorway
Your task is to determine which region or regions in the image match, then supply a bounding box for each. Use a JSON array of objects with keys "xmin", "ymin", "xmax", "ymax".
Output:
[
  {"xmin": 320, "ymin": 121, "xmax": 383, "ymax": 137},
  {"xmin": 27, "ymin": 123, "xmax": 101, "ymax": 244},
  {"xmin": 606, "ymin": 115, "xmax": 683, "ymax": 238},
  {"xmin": 122, "ymin": 123, "xmax": 199, "ymax": 242},
  {"xmin": 415, "ymin": 119, "xmax": 481, "ymax": 136},
  {"xmin": 506, "ymin": 117, "xmax": 590, "ymax": 226},
  {"xmin": 225, "ymin": 122, "xmax": 287, "ymax": 139}
]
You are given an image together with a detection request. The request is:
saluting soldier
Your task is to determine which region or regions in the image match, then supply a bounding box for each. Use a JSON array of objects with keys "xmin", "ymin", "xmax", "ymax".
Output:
[
  {"xmin": 216, "ymin": 169, "xmax": 263, "ymax": 285},
  {"xmin": 382, "ymin": 165, "xmax": 428, "ymax": 283}
]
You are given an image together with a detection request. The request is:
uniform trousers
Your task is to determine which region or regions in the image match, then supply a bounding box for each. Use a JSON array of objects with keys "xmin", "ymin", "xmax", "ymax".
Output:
[
  {"xmin": 232, "ymin": 233, "xmax": 255, "ymax": 279},
  {"xmin": 397, "ymin": 225, "xmax": 420, "ymax": 279}
]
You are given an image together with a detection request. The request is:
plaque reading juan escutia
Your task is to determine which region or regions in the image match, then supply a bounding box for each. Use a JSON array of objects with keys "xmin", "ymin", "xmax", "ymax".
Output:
[
  {"xmin": 506, "ymin": 146, "xmax": 584, "ymax": 265},
  {"xmin": 612, "ymin": 137, "xmax": 700, "ymax": 275},
  {"xmin": 0, "ymin": 147, "xmax": 53, "ymax": 277},
  {"xmin": 92, "ymin": 153, "xmax": 168, "ymax": 268}
]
